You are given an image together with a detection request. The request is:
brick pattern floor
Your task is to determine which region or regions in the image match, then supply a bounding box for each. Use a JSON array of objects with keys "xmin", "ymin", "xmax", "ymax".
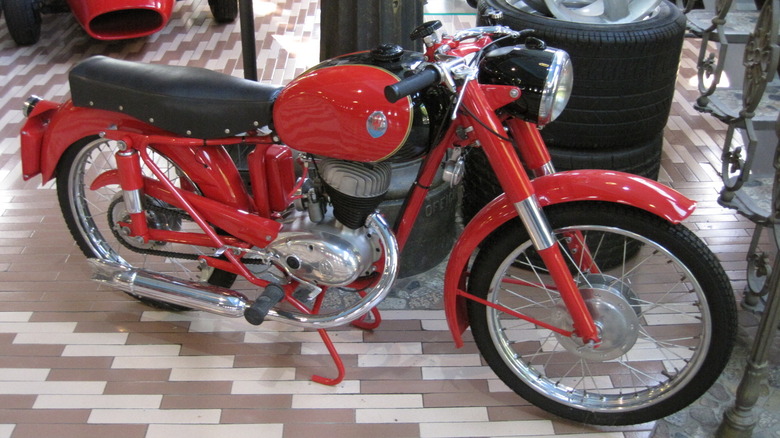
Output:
[{"xmin": 0, "ymin": 1, "xmax": 776, "ymax": 438}]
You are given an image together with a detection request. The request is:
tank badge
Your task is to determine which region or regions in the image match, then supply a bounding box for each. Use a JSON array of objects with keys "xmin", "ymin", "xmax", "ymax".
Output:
[{"xmin": 366, "ymin": 111, "xmax": 388, "ymax": 138}]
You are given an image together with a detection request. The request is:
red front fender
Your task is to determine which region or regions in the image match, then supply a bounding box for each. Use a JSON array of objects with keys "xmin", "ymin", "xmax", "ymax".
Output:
[{"xmin": 443, "ymin": 169, "xmax": 696, "ymax": 348}]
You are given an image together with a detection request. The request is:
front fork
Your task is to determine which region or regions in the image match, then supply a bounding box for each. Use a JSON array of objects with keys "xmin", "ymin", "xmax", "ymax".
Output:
[{"xmin": 462, "ymin": 85, "xmax": 601, "ymax": 345}]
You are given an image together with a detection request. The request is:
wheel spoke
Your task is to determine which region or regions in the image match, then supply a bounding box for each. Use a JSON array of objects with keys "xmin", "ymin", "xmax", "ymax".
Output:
[{"xmin": 602, "ymin": 0, "xmax": 630, "ymax": 21}]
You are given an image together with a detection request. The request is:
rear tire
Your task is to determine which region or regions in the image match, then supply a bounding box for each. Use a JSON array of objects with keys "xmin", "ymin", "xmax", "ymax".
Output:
[
  {"xmin": 56, "ymin": 137, "xmax": 236, "ymax": 310},
  {"xmin": 467, "ymin": 202, "xmax": 737, "ymax": 425}
]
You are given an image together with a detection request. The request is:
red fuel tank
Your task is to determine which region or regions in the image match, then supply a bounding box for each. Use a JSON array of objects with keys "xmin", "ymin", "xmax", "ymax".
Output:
[{"xmin": 273, "ymin": 48, "xmax": 443, "ymax": 163}]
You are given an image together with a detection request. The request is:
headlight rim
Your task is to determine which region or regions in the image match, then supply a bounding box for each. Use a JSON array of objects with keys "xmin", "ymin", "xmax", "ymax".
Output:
[{"xmin": 537, "ymin": 48, "xmax": 573, "ymax": 126}]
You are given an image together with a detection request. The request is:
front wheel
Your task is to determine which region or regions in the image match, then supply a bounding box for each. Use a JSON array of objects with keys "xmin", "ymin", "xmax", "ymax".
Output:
[{"xmin": 467, "ymin": 202, "xmax": 737, "ymax": 425}]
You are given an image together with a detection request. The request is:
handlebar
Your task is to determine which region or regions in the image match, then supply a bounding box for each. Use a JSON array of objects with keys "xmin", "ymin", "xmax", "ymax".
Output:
[
  {"xmin": 451, "ymin": 25, "xmax": 523, "ymax": 42},
  {"xmin": 384, "ymin": 66, "xmax": 441, "ymax": 103}
]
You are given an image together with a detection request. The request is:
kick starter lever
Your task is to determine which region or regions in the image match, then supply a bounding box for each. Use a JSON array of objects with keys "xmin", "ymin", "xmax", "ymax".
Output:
[{"xmin": 244, "ymin": 284, "xmax": 285, "ymax": 325}]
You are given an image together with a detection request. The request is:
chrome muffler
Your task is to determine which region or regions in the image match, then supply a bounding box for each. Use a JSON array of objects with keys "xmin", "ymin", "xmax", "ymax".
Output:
[
  {"xmin": 89, "ymin": 258, "xmax": 250, "ymax": 318},
  {"xmin": 88, "ymin": 213, "xmax": 399, "ymax": 329}
]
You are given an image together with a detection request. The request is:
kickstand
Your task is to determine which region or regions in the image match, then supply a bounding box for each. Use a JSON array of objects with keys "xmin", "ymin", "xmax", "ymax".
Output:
[
  {"xmin": 311, "ymin": 328, "xmax": 345, "ymax": 385},
  {"xmin": 285, "ymin": 290, "xmax": 346, "ymax": 385},
  {"xmin": 350, "ymin": 290, "xmax": 382, "ymax": 330},
  {"xmin": 285, "ymin": 288, "xmax": 383, "ymax": 385}
]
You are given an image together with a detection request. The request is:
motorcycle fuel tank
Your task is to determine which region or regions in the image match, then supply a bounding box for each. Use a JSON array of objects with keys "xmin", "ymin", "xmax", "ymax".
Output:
[{"xmin": 273, "ymin": 48, "xmax": 436, "ymax": 163}]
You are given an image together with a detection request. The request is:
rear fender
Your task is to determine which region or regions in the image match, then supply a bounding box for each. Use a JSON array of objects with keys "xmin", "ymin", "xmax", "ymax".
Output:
[
  {"xmin": 20, "ymin": 99, "xmax": 60, "ymax": 181},
  {"xmin": 20, "ymin": 100, "xmax": 253, "ymax": 211},
  {"xmin": 22, "ymin": 100, "xmax": 167, "ymax": 183},
  {"xmin": 443, "ymin": 169, "xmax": 696, "ymax": 347}
]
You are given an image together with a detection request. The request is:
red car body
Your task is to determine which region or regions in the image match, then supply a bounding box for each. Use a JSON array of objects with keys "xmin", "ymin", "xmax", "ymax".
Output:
[{"xmin": 68, "ymin": 0, "xmax": 174, "ymax": 40}]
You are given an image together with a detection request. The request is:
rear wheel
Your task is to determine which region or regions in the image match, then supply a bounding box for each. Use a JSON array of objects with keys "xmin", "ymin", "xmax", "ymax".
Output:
[
  {"xmin": 3, "ymin": 0, "xmax": 41, "ymax": 45},
  {"xmin": 56, "ymin": 137, "xmax": 236, "ymax": 310},
  {"xmin": 467, "ymin": 202, "xmax": 737, "ymax": 425}
]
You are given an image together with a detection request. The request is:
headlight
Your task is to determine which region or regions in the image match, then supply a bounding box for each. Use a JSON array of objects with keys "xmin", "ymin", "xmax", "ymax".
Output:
[
  {"xmin": 539, "ymin": 49, "xmax": 573, "ymax": 125},
  {"xmin": 478, "ymin": 45, "xmax": 573, "ymax": 126}
]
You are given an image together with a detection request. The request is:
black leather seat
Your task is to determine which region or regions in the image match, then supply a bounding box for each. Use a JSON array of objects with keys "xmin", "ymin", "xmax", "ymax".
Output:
[{"xmin": 69, "ymin": 56, "xmax": 282, "ymax": 139}]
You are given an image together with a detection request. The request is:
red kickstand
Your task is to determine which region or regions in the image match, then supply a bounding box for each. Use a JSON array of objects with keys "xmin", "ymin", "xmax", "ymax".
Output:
[
  {"xmin": 311, "ymin": 328, "xmax": 346, "ymax": 385},
  {"xmin": 285, "ymin": 288, "xmax": 382, "ymax": 385},
  {"xmin": 285, "ymin": 290, "xmax": 346, "ymax": 385},
  {"xmin": 350, "ymin": 290, "xmax": 382, "ymax": 330}
]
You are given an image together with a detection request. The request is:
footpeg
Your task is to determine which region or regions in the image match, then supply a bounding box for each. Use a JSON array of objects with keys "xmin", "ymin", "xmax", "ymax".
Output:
[{"xmin": 244, "ymin": 284, "xmax": 285, "ymax": 326}]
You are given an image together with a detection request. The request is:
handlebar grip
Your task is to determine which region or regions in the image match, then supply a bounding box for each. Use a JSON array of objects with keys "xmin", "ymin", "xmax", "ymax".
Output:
[{"xmin": 384, "ymin": 67, "xmax": 440, "ymax": 103}]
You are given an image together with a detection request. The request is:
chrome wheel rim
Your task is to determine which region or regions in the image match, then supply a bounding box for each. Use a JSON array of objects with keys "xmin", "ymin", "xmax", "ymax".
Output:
[
  {"xmin": 486, "ymin": 225, "xmax": 711, "ymax": 412},
  {"xmin": 504, "ymin": 0, "xmax": 661, "ymax": 24}
]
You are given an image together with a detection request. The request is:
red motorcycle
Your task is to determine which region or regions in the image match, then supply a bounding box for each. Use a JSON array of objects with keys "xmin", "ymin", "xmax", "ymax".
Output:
[{"xmin": 19, "ymin": 21, "xmax": 736, "ymax": 426}]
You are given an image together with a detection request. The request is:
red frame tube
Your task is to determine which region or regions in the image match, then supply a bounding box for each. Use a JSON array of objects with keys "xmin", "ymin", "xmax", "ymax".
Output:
[
  {"xmin": 115, "ymin": 148, "xmax": 149, "ymax": 239},
  {"xmin": 504, "ymin": 118, "xmax": 553, "ymax": 174},
  {"xmin": 393, "ymin": 128, "xmax": 456, "ymax": 251},
  {"xmin": 457, "ymin": 84, "xmax": 600, "ymax": 344}
]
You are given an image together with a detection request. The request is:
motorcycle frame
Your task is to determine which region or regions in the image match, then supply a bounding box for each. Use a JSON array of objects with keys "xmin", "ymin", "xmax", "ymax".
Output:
[{"xmin": 20, "ymin": 62, "xmax": 697, "ymax": 386}]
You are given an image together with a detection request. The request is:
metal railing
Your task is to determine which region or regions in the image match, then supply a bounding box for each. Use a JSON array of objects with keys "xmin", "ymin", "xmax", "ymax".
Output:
[{"xmin": 687, "ymin": 0, "xmax": 779, "ymax": 435}]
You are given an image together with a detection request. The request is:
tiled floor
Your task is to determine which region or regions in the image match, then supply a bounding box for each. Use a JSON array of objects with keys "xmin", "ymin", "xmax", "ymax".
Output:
[{"xmin": 0, "ymin": 1, "xmax": 778, "ymax": 438}]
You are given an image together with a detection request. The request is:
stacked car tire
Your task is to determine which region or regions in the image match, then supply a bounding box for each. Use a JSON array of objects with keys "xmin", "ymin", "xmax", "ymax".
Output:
[{"xmin": 463, "ymin": 0, "xmax": 687, "ymax": 221}]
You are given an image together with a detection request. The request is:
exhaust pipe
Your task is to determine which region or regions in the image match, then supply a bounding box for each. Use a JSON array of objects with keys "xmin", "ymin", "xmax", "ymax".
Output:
[
  {"xmin": 89, "ymin": 259, "xmax": 250, "ymax": 318},
  {"xmin": 67, "ymin": 0, "xmax": 174, "ymax": 40},
  {"xmin": 88, "ymin": 213, "xmax": 399, "ymax": 329}
]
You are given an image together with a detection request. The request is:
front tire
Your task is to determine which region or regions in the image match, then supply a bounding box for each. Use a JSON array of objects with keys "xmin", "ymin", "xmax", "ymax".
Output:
[
  {"xmin": 56, "ymin": 138, "xmax": 236, "ymax": 310},
  {"xmin": 467, "ymin": 202, "xmax": 737, "ymax": 425}
]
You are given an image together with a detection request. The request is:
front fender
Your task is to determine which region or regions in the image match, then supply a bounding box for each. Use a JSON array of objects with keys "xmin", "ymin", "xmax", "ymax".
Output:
[{"xmin": 443, "ymin": 169, "xmax": 696, "ymax": 347}]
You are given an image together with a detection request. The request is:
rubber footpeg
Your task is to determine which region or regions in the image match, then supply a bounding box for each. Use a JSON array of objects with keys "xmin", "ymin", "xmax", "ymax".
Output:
[{"xmin": 244, "ymin": 284, "xmax": 285, "ymax": 326}]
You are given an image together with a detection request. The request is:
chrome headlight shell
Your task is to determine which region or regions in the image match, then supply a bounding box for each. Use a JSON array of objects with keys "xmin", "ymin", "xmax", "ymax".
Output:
[
  {"xmin": 478, "ymin": 44, "xmax": 573, "ymax": 126},
  {"xmin": 539, "ymin": 49, "xmax": 573, "ymax": 125}
]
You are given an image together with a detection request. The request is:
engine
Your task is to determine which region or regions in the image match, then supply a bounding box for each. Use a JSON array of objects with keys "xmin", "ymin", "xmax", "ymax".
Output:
[
  {"xmin": 265, "ymin": 158, "xmax": 393, "ymax": 287},
  {"xmin": 266, "ymin": 210, "xmax": 381, "ymax": 287},
  {"xmin": 319, "ymin": 159, "xmax": 391, "ymax": 229}
]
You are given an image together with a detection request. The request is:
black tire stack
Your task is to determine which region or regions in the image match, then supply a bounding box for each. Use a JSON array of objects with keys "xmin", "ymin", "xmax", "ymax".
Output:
[{"xmin": 463, "ymin": 0, "xmax": 686, "ymax": 221}]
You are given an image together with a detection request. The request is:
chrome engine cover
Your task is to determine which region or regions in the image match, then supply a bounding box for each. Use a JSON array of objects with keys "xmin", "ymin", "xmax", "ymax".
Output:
[{"xmin": 266, "ymin": 211, "xmax": 377, "ymax": 286}]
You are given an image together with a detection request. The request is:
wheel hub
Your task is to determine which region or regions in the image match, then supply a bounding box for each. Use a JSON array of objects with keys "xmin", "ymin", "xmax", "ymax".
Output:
[
  {"xmin": 553, "ymin": 274, "xmax": 641, "ymax": 361},
  {"xmin": 108, "ymin": 195, "xmax": 182, "ymax": 251}
]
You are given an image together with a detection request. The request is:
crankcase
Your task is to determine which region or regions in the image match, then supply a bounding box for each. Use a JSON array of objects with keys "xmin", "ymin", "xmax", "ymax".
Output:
[{"xmin": 267, "ymin": 212, "xmax": 377, "ymax": 286}]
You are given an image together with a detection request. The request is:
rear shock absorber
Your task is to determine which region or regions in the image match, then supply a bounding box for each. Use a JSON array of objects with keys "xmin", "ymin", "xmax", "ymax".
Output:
[{"xmin": 115, "ymin": 146, "xmax": 149, "ymax": 241}]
